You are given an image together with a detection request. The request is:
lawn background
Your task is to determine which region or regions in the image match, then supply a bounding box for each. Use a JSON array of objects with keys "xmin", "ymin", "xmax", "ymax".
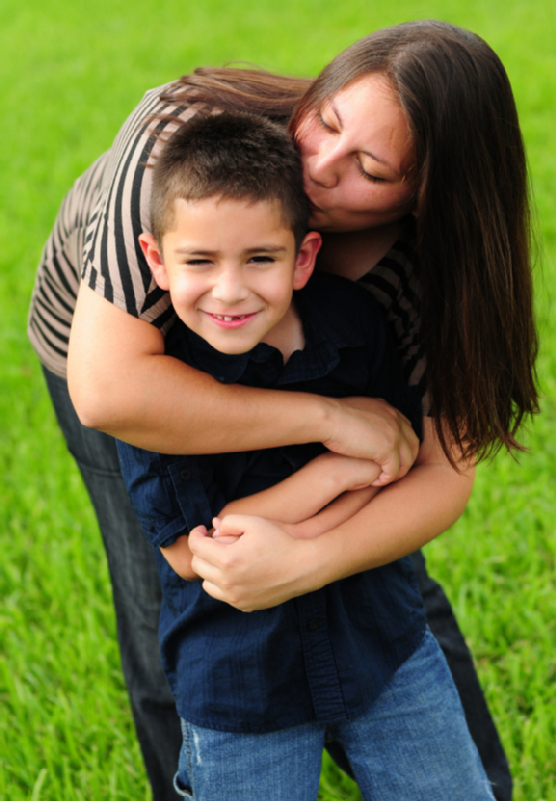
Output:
[{"xmin": 1, "ymin": 0, "xmax": 555, "ymax": 799}]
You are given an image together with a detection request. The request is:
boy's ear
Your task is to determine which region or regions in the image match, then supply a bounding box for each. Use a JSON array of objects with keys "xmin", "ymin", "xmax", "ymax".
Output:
[
  {"xmin": 292, "ymin": 231, "xmax": 322, "ymax": 290},
  {"xmin": 138, "ymin": 232, "xmax": 170, "ymax": 291}
]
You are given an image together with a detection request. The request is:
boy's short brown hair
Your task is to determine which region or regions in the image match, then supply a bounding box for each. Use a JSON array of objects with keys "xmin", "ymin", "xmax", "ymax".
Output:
[{"xmin": 150, "ymin": 112, "xmax": 309, "ymax": 249}]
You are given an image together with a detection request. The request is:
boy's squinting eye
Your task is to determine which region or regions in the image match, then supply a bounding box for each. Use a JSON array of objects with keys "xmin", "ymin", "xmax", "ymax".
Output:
[
  {"xmin": 186, "ymin": 259, "xmax": 212, "ymax": 266},
  {"xmin": 249, "ymin": 255, "xmax": 276, "ymax": 264}
]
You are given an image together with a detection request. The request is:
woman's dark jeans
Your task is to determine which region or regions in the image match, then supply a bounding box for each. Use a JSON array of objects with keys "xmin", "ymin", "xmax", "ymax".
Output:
[{"xmin": 43, "ymin": 367, "xmax": 511, "ymax": 801}]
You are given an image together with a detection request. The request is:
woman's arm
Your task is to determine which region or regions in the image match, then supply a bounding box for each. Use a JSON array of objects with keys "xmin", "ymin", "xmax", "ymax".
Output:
[
  {"xmin": 68, "ymin": 284, "xmax": 418, "ymax": 482},
  {"xmin": 187, "ymin": 417, "xmax": 475, "ymax": 611}
]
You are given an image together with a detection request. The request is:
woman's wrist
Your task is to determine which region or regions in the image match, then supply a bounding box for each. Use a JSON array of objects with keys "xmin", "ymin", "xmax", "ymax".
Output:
[{"xmin": 314, "ymin": 395, "xmax": 419, "ymax": 481}]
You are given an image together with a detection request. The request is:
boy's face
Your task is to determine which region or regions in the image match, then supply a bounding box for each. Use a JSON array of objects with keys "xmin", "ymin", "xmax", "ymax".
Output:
[{"xmin": 140, "ymin": 197, "xmax": 320, "ymax": 355}]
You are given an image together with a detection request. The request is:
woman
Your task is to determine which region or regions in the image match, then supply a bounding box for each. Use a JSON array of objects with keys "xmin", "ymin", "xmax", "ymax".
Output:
[{"xmin": 29, "ymin": 20, "xmax": 536, "ymax": 801}]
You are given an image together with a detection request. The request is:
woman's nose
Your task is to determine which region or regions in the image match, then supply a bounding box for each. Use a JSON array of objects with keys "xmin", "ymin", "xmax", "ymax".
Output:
[{"xmin": 310, "ymin": 139, "xmax": 343, "ymax": 188}]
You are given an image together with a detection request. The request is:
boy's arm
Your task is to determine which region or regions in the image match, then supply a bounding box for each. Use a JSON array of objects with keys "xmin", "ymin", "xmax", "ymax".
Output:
[
  {"xmin": 165, "ymin": 453, "xmax": 382, "ymax": 569},
  {"xmin": 282, "ymin": 485, "xmax": 380, "ymax": 538},
  {"xmin": 217, "ymin": 452, "xmax": 382, "ymax": 526},
  {"xmin": 116, "ymin": 441, "xmax": 208, "ymax": 582},
  {"xmin": 160, "ymin": 535, "xmax": 200, "ymax": 581}
]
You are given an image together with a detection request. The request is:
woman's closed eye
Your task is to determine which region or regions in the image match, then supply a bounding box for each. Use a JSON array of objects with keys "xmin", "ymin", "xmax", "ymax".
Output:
[
  {"xmin": 355, "ymin": 160, "xmax": 386, "ymax": 184},
  {"xmin": 317, "ymin": 108, "xmax": 338, "ymax": 133},
  {"xmin": 317, "ymin": 107, "xmax": 386, "ymax": 184}
]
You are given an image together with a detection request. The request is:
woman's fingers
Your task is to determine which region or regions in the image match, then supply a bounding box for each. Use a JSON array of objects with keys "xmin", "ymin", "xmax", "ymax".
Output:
[
  {"xmin": 323, "ymin": 397, "xmax": 419, "ymax": 483},
  {"xmin": 188, "ymin": 517, "xmax": 315, "ymax": 611}
]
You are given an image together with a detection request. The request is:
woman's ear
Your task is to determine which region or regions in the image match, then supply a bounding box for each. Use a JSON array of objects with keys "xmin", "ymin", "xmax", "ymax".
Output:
[
  {"xmin": 292, "ymin": 231, "xmax": 322, "ymax": 290},
  {"xmin": 138, "ymin": 233, "xmax": 170, "ymax": 291}
]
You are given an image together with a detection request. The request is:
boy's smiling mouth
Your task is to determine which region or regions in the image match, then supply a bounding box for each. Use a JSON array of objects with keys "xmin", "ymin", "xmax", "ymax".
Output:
[{"xmin": 202, "ymin": 311, "xmax": 259, "ymax": 328}]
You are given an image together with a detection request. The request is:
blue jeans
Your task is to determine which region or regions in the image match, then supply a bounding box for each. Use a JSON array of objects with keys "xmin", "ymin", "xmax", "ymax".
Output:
[
  {"xmin": 174, "ymin": 629, "xmax": 495, "ymax": 801},
  {"xmin": 42, "ymin": 368, "xmax": 183, "ymax": 801},
  {"xmin": 42, "ymin": 367, "xmax": 510, "ymax": 801}
]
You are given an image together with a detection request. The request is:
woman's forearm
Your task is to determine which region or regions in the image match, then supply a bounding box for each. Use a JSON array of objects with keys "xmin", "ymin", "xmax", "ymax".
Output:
[
  {"xmin": 68, "ymin": 285, "xmax": 418, "ymax": 477},
  {"xmin": 311, "ymin": 449, "xmax": 474, "ymax": 585},
  {"xmin": 69, "ymin": 286, "xmax": 331, "ymax": 453}
]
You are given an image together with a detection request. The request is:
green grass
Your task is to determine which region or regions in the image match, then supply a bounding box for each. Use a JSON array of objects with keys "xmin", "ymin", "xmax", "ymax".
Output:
[{"xmin": 1, "ymin": 0, "xmax": 556, "ymax": 798}]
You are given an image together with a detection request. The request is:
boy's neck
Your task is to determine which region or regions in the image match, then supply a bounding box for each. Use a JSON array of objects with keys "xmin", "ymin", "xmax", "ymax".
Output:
[{"xmin": 260, "ymin": 301, "xmax": 304, "ymax": 363}]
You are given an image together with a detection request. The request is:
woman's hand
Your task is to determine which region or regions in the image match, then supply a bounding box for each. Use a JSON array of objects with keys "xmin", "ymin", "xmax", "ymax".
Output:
[
  {"xmin": 189, "ymin": 518, "xmax": 322, "ymax": 611},
  {"xmin": 322, "ymin": 396, "xmax": 419, "ymax": 485}
]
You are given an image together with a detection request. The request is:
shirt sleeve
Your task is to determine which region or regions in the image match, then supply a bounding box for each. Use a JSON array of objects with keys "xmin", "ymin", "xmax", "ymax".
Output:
[
  {"xmin": 115, "ymin": 441, "xmax": 217, "ymax": 549},
  {"xmin": 81, "ymin": 83, "xmax": 204, "ymax": 332}
]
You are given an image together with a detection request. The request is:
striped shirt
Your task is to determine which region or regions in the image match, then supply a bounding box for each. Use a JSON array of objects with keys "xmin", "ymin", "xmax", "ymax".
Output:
[{"xmin": 28, "ymin": 82, "xmax": 425, "ymax": 406}]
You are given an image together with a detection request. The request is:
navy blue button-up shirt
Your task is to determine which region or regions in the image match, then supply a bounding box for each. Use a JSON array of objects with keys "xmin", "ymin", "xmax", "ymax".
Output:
[{"xmin": 117, "ymin": 271, "xmax": 426, "ymax": 733}]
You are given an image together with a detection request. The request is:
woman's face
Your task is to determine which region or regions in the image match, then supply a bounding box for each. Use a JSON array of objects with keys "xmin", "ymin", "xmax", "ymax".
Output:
[{"xmin": 295, "ymin": 74, "xmax": 416, "ymax": 232}]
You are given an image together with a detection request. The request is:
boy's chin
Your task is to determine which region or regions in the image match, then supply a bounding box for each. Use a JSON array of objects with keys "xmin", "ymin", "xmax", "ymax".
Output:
[{"xmin": 202, "ymin": 335, "xmax": 256, "ymax": 355}]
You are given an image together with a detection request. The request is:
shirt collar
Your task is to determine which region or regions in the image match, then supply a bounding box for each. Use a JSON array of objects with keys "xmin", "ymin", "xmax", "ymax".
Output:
[{"xmin": 173, "ymin": 271, "xmax": 370, "ymax": 387}]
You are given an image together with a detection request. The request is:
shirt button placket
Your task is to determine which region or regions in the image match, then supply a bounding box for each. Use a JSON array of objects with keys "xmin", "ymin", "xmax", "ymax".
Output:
[{"xmin": 296, "ymin": 591, "xmax": 346, "ymax": 722}]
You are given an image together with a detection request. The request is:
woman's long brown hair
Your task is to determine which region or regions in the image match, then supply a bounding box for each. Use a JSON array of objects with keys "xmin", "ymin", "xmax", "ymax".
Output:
[{"xmin": 163, "ymin": 21, "xmax": 539, "ymax": 466}]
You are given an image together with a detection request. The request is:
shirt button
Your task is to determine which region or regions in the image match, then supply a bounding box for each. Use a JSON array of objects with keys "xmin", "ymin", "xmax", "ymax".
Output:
[
  {"xmin": 307, "ymin": 618, "xmax": 320, "ymax": 632},
  {"xmin": 180, "ymin": 469, "xmax": 192, "ymax": 481}
]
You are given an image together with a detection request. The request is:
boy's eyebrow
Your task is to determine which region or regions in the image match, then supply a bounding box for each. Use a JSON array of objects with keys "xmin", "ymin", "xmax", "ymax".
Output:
[
  {"xmin": 173, "ymin": 245, "xmax": 289, "ymax": 256},
  {"xmin": 244, "ymin": 245, "xmax": 288, "ymax": 255}
]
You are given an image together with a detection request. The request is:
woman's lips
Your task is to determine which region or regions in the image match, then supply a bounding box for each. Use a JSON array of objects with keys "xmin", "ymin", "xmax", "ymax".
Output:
[{"xmin": 304, "ymin": 183, "xmax": 325, "ymax": 215}]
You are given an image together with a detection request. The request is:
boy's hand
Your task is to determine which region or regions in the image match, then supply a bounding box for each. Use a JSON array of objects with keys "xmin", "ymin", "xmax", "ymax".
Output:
[
  {"xmin": 160, "ymin": 534, "xmax": 200, "ymax": 581},
  {"xmin": 313, "ymin": 451, "xmax": 382, "ymax": 493}
]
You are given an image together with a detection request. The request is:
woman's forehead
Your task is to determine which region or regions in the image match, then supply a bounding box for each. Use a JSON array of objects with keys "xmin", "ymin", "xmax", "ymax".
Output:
[{"xmin": 323, "ymin": 75, "xmax": 414, "ymax": 173}]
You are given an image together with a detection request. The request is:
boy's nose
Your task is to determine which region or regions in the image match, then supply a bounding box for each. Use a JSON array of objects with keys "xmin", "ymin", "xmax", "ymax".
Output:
[{"xmin": 212, "ymin": 268, "xmax": 249, "ymax": 305}]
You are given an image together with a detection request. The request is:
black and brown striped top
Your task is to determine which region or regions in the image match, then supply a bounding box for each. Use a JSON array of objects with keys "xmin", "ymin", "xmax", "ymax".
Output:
[{"xmin": 28, "ymin": 81, "xmax": 425, "ymax": 406}]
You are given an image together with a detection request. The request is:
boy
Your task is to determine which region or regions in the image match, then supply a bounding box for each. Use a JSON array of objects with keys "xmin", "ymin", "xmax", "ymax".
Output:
[{"xmin": 117, "ymin": 113, "xmax": 492, "ymax": 801}]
